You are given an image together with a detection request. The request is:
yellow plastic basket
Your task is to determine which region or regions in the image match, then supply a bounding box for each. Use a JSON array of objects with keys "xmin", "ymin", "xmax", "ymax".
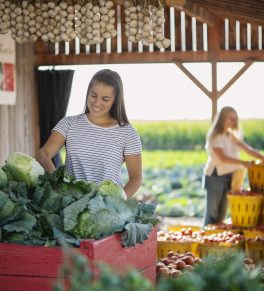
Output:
[
  {"xmin": 197, "ymin": 242, "xmax": 244, "ymax": 258},
  {"xmin": 157, "ymin": 240, "xmax": 198, "ymax": 259},
  {"xmin": 203, "ymin": 224, "xmax": 241, "ymax": 235},
  {"xmin": 248, "ymin": 163, "xmax": 264, "ymax": 193},
  {"xmin": 243, "ymin": 229, "xmax": 264, "ymax": 239},
  {"xmin": 245, "ymin": 241, "xmax": 264, "ymax": 264},
  {"xmin": 227, "ymin": 194, "xmax": 264, "ymax": 227},
  {"xmin": 167, "ymin": 225, "xmax": 201, "ymax": 232}
]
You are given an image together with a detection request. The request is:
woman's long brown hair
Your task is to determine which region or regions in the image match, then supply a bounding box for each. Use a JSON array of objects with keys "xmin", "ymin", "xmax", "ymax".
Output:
[{"xmin": 83, "ymin": 69, "xmax": 129, "ymax": 126}]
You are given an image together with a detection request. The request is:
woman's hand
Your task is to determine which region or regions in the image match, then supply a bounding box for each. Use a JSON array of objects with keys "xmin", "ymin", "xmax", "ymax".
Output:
[{"xmin": 241, "ymin": 160, "xmax": 255, "ymax": 169}]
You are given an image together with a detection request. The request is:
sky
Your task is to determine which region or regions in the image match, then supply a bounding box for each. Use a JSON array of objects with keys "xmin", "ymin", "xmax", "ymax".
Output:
[{"xmin": 62, "ymin": 62, "xmax": 264, "ymax": 120}]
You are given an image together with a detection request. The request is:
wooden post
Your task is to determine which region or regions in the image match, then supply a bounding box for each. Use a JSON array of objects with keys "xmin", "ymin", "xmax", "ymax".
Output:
[
  {"xmin": 211, "ymin": 61, "xmax": 217, "ymax": 121},
  {"xmin": 208, "ymin": 18, "xmax": 221, "ymax": 121}
]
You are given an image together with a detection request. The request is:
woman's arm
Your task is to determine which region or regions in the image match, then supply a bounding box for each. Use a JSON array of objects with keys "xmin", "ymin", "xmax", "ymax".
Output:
[
  {"xmin": 236, "ymin": 139, "xmax": 264, "ymax": 161},
  {"xmin": 123, "ymin": 153, "xmax": 142, "ymax": 199},
  {"xmin": 36, "ymin": 131, "xmax": 66, "ymax": 173},
  {"xmin": 212, "ymin": 147, "xmax": 253, "ymax": 168}
]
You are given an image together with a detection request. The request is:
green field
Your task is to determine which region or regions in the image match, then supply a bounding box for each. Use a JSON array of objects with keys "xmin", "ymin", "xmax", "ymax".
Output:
[
  {"xmin": 142, "ymin": 150, "xmax": 207, "ymax": 168},
  {"xmin": 132, "ymin": 119, "xmax": 264, "ymax": 150},
  {"xmin": 142, "ymin": 150, "xmax": 263, "ymax": 169}
]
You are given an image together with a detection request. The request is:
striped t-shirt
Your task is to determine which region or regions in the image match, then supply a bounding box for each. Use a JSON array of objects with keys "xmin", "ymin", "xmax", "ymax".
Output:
[{"xmin": 52, "ymin": 114, "xmax": 142, "ymax": 186}]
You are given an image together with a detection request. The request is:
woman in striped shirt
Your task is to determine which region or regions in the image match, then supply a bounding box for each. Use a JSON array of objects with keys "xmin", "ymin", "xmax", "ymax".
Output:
[{"xmin": 37, "ymin": 69, "xmax": 142, "ymax": 199}]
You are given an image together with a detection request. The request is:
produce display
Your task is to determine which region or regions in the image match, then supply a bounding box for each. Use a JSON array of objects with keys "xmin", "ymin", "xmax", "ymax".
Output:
[
  {"xmin": 246, "ymin": 236, "xmax": 264, "ymax": 243},
  {"xmin": 158, "ymin": 228, "xmax": 244, "ymax": 244},
  {"xmin": 0, "ymin": 0, "xmax": 117, "ymax": 44},
  {"xmin": 124, "ymin": 0, "xmax": 170, "ymax": 49},
  {"xmin": 54, "ymin": 244, "xmax": 264, "ymax": 291},
  {"xmin": 158, "ymin": 228, "xmax": 202, "ymax": 242},
  {"xmin": 0, "ymin": 0, "xmax": 170, "ymax": 49},
  {"xmin": 156, "ymin": 251, "xmax": 202, "ymax": 278},
  {"xmin": 0, "ymin": 152, "xmax": 159, "ymax": 247}
]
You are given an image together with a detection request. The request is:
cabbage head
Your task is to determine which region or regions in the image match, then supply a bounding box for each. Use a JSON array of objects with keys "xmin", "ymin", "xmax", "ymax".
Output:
[
  {"xmin": 0, "ymin": 167, "xmax": 8, "ymax": 189},
  {"xmin": 5, "ymin": 152, "xmax": 44, "ymax": 189},
  {"xmin": 97, "ymin": 180, "xmax": 123, "ymax": 198}
]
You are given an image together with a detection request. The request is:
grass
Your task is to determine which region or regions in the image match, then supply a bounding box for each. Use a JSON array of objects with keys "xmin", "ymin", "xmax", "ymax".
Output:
[
  {"xmin": 62, "ymin": 148, "xmax": 264, "ymax": 169},
  {"xmin": 132, "ymin": 119, "xmax": 264, "ymax": 150},
  {"xmin": 142, "ymin": 150, "xmax": 207, "ymax": 168},
  {"xmin": 142, "ymin": 150, "xmax": 264, "ymax": 169}
]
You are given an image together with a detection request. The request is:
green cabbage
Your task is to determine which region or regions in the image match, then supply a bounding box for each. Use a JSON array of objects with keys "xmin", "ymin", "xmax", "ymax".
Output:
[
  {"xmin": 0, "ymin": 167, "xmax": 8, "ymax": 189},
  {"xmin": 97, "ymin": 180, "xmax": 123, "ymax": 198},
  {"xmin": 5, "ymin": 152, "xmax": 44, "ymax": 189}
]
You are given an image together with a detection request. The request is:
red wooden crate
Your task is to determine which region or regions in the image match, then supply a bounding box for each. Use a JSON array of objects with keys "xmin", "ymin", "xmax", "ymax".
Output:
[
  {"xmin": 0, "ymin": 228, "xmax": 157, "ymax": 290},
  {"xmin": 0, "ymin": 265, "xmax": 156, "ymax": 291}
]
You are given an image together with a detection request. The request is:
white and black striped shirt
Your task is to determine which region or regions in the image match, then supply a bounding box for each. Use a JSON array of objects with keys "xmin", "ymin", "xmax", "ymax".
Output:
[{"xmin": 52, "ymin": 114, "xmax": 142, "ymax": 186}]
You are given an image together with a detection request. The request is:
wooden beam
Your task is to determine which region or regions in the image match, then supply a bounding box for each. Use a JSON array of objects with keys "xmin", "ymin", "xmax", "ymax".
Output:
[
  {"xmin": 35, "ymin": 50, "xmax": 264, "ymax": 66},
  {"xmin": 217, "ymin": 61, "xmax": 253, "ymax": 98},
  {"xmin": 211, "ymin": 61, "xmax": 217, "ymax": 120},
  {"xmin": 115, "ymin": 0, "xmax": 186, "ymax": 5},
  {"xmin": 173, "ymin": 2, "xmax": 216, "ymax": 27},
  {"xmin": 175, "ymin": 62, "xmax": 211, "ymax": 97}
]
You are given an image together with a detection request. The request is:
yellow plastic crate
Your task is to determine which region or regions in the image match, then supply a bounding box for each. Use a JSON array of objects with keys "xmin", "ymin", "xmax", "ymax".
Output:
[
  {"xmin": 245, "ymin": 241, "xmax": 264, "ymax": 264},
  {"xmin": 197, "ymin": 242, "xmax": 244, "ymax": 258},
  {"xmin": 243, "ymin": 229, "xmax": 264, "ymax": 239},
  {"xmin": 227, "ymin": 193, "xmax": 264, "ymax": 227},
  {"xmin": 248, "ymin": 163, "xmax": 264, "ymax": 193},
  {"xmin": 203, "ymin": 225, "xmax": 241, "ymax": 235},
  {"xmin": 167, "ymin": 225, "xmax": 201, "ymax": 232},
  {"xmin": 157, "ymin": 240, "xmax": 198, "ymax": 259}
]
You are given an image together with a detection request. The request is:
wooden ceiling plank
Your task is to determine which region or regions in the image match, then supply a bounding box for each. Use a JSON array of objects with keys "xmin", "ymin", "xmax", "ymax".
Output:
[
  {"xmin": 189, "ymin": 0, "xmax": 264, "ymax": 12},
  {"xmin": 173, "ymin": 2, "xmax": 216, "ymax": 26},
  {"xmin": 186, "ymin": 0, "xmax": 264, "ymax": 25},
  {"xmin": 205, "ymin": 10, "xmax": 264, "ymax": 26}
]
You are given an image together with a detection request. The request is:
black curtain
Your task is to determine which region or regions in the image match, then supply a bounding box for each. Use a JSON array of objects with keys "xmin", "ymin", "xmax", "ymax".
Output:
[{"xmin": 37, "ymin": 69, "xmax": 74, "ymax": 168}]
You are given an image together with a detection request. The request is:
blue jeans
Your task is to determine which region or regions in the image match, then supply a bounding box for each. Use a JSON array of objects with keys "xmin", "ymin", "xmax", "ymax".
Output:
[{"xmin": 203, "ymin": 172, "xmax": 232, "ymax": 226}]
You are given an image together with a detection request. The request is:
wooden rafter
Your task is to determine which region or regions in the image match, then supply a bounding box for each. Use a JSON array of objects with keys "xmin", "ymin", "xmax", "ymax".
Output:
[
  {"xmin": 217, "ymin": 61, "xmax": 253, "ymax": 97},
  {"xmin": 174, "ymin": 59, "xmax": 255, "ymax": 120},
  {"xmin": 174, "ymin": 62, "xmax": 211, "ymax": 97}
]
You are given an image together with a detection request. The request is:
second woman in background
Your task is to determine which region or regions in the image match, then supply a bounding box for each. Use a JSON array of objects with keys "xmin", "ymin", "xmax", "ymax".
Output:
[{"xmin": 203, "ymin": 106, "xmax": 264, "ymax": 226}]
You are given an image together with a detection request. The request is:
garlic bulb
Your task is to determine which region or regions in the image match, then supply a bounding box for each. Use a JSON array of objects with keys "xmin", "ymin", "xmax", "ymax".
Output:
[
  {"xmin": 124, "ymin": 0, "xmax": 170, "ymax": 49},
  {"xmin": 0, "ymin": 0, "xmax": 117, "ymax": 45},
  {"xmin": 76, "ymin": 0, "xmax": 116, "ymax": 45}
]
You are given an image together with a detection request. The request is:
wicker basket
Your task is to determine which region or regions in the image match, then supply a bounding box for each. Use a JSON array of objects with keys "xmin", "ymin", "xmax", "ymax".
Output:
[
  {"xmin": 167, "ymin": 225, "xmax": 201, "ymax": 232},
  {"xmin": 157, "ymin": 240, "xmax": 198, "ymax": 259},
  {"xmin": 248, "ymin": 163, "xmax": 264, "ymax": 193},
  {"xmin": 245, "ymin": 241, "xmax": 264, "ymax": 264},
  {"xmin": 197, "ymin": 241, "xmax": 244, "ymax": 258},
  {"xmin": 227, "ymin": 193, "xmax": 264, "ymax": 227}
]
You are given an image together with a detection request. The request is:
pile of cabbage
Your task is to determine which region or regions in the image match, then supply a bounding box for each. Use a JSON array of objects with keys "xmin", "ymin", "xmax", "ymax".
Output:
[{"xmin": 0, "ymin": 152, "xmax": 159, "ymax": 247}]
